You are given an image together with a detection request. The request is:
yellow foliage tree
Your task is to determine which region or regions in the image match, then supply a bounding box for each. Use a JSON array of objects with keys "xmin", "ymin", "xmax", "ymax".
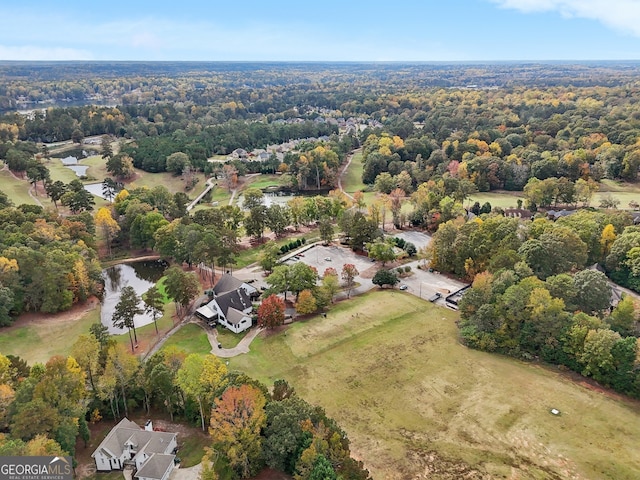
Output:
[
  {"xmin": 95, "ymin": 207, "xmax": 120, "ymax": 256},
  {"xmin": 295, "ymin": 289, "xmax": 317, "ymax": 315},
  {"xmin": 600, "ymin": 224, "xmax": 616, "ymax": 260},
  {"xmin": 209, "ymin": 385, "xmax": 266, "ymax": 478}
]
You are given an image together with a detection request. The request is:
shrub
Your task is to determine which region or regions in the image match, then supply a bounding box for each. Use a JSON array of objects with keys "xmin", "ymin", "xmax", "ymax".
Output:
[{"xmin": 404, "ymin": 265, "xmax": 411, "ymax": 273}]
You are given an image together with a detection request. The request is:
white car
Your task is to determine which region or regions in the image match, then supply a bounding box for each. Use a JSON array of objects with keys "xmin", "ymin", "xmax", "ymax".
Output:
[
  {"xmin": 324, "ymin": 257, "xmax": 332, "ymax": 261},
  {"xmin": 399, "ymin": 284, "xmax": 408, "ymax": 290}
]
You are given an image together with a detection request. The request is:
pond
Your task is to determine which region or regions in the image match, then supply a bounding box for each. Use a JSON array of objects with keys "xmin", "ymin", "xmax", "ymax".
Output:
[
  {"xmin": 84, "ymin": 182, "xmax": 107, "ymax": 199},
  {"xmin": 239, "ymin": 191, "xmax": 298, "ymax": 208},
  {"xmin": 101, "ymin": 260, "xmax": 168, "ymax": 334}
]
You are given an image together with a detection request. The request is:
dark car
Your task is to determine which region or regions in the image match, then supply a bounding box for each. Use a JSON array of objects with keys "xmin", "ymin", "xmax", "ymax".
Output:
[{"xmin": 428, "ymin": 292, "xmax": 442, "ymax": 302}]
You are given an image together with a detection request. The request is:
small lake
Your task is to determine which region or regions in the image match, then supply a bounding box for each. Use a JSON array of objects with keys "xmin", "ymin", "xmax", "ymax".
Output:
[
  {"xmin": 239, "ymin": 192, "xmax": 298, "ymax": 208},
  {"xmin": 60, "ymin": 149, "xmax": 99, "ymax": 177},
  {"xmin": 84, "ymin": 183, "xmax": 107, "ymax": 199},
  {"xmin": 101, "ymin": 260, "xmax": 167, "ymax": 334}
]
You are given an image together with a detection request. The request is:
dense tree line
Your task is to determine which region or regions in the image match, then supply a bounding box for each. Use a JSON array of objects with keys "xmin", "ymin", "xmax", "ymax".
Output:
[
  {"xmin": 0, "ymin": 203, "xmax": 102, "ymax": 323},
  {"xmin": 0, "ymin": 336, "xmax": 370, "ymax": 480},
  {"xmin": 427, "ymin": 209, "xmax": 640, "ymax": 398}
]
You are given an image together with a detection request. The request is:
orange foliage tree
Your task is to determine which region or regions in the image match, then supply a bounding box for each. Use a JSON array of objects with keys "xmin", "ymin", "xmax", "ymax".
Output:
[
  {"xmin": 209, "ymin": 385, "xmax": 266, "ymax": 478},
  {"xmin": 257, "ymin": 294, "xmax": 285, "ymax": 329}
]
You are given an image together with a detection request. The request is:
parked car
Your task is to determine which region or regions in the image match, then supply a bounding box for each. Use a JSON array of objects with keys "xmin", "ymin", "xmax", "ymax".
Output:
[
  {"xmin": 399, "ymin": 284, "xmax": 408, "ymax": 290},
  {"xmin": 428, "ymin": 292, "xmax": 442, "ymax": 302},
  {"xmin": 324, "ymin": 257, "xmax": 332, "ymax": 261}
]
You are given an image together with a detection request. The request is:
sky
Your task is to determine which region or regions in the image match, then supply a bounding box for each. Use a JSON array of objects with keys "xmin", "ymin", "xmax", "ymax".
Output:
[{"xmin": 2, "ymin": 0, "xmax": 640, "ymax": 61}]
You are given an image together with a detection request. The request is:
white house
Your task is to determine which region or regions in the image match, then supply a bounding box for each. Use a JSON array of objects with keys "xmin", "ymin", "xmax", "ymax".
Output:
[
  {"xmin": 196, "ymin": 274, "xmax": 258, "ymax": 333},
  {"xmin": 91, "ymin": 418, "xmax": 177, "ymax": 480}
]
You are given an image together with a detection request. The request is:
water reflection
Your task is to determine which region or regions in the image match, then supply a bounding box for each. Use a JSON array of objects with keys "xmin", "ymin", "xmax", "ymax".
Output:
[{"xmin": 101, "ymin": 260, "xmax": 167, "ymax": 334}]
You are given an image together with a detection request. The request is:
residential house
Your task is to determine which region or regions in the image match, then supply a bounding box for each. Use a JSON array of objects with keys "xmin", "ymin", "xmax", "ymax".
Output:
[
  {"xmin": 230, "ymin": 148, "xmax": 248, "ymax": 160},
  {"xmin": 91, "ymin": 418, "xmax": 177, "ymax": 480},
  {"xmin": 196, "ymin": 274, "xmax": 258, "ymax": 333},
  {"xmin": 504, "ymin": 208, "xmax": 532, "ymax": 220}
]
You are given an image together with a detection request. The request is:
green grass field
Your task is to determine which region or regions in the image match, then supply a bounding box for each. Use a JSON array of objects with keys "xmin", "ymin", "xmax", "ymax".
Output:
[
  {"xmin": 342, "ymin": 151, "xmax": 367, "ymax": 194},
  {"xmin": 467, "ymin": 191, "xmax": 526, "ymax": 210},
  {"xmin": 0, "ymin": 168, "xmax": 38, "ymax": 206},
  {"xmin": 234, "ymin": 228, "xmax": 319, "ymax": 268},
  {"xmin": 244, "ymin": 174, "xmax": 289, "ymax": 190},
  {"xmin": 0, "ymin": 303, "xmax": 101, "ymax": 365},
  {"xmin": 0, "ymin": 300, "xmax": 178, "ymax": 365},
  {"xmin": 230, "ymin": 291, "xmax": 640, "ymax": 479},
  {"xmin": 160, "ymin": 323, "xmax": 211, "ymax": 355}
]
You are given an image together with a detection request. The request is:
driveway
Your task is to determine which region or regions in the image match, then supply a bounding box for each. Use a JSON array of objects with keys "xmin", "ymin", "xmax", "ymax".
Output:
[{"xmin": 170, "ymin": 463, "xmax": 202, "ymax": 480}]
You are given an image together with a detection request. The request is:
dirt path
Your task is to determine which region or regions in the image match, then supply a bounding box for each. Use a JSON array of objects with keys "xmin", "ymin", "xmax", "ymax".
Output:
[{"xmin": 337, "ymin": 147, "xmax": 361, "ymax": 201}]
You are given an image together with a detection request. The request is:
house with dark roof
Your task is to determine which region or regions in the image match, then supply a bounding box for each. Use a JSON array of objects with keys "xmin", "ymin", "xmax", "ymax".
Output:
[
  {"xmin": 91, "ymin": 418, "xmax": 177, "ymax": 480},
  {"xmin": 196, "ymin": 274, "xmax": 258, "ymax": 333}
]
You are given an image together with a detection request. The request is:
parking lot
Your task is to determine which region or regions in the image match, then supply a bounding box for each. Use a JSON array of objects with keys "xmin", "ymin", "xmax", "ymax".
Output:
[
  {"xmin": 285, "ymin": 244, "xmax": 375, "ymax": 289},
  {"xmin": 392, "ymin": 231, "xmax": 432, "ymax": 251},
  {"xmin": 396, "ymin": 261, "xmax": 468, "ymax": 304},
  {"xmin": 233, "ymin": 235, "xmax": 467, "ymax": 306}
]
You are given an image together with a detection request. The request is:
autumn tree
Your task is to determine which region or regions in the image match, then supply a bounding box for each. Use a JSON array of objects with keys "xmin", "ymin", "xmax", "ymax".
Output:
[
  {"xmin": 209, "ymin": 384, "xmax": 267, "ymax": 479},
  {"xmin": 341, "ymin": 264, "xmax": 359, "ymax": 298},
  {"xmin": 221, "ymin": 164, "xmax": 239, "ymax": 192},
  {"xmin": 258, "ymin": 294, "xmax": 286, "ymax": 329},
  {"xmin": 320, "ymin": 268, "xmax": 340, "ymax": 304},
  {"xmin": 95, "ymin": 207, "xmax": 120, "ymax": 257},
  {"xmin": 71, "ymin": 334, "xmax": 100, "ymax": 391},
  {"xmin": 176, "ymin": 354, "xmax": 228, "ymax": 431},
  {"xmin": 295, "ymin": 289, "xmax": 317, "ymax": 315},
  {"xmin": 102, "ymin": 344, "xmax": 139, "ymax": 419}
]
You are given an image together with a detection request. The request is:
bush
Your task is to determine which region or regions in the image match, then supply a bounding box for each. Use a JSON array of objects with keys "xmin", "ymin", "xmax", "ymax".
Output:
[
  {"xmin": 404, "ymin": 266, "xmax": 411, "ymax": 273},
  {"xmin": 301, "ymin": 238, "xmax": 306, "ymax": 244},
  {"xmin": 404, "ymin": 242, "xmax": 417, "ymax": 257}
]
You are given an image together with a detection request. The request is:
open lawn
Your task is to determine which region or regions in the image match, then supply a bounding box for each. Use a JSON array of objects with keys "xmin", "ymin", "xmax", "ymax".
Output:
[
  {"xmin": 126, "ymin": 169, "xmax": 205, "ymax": 195},
  {"xmin": 230, "ymin": 290, "xmax": 640, "ymax": 480},
  {"xmin": 216, "ymin": 328, "xmax": 244, "ymax": 349},
  {"xmin": 0, "ymin": 300, "xmax": 101, "ymax": 365},
  {"xmin": 234, "ymin": 229, "xmax": 319, "ymax": 268},
  {"xmin": 160, "ymin": 323, "xmax": 211, "ymax": 355},
  {"xmin": 342, "ymin": 151, "xmax": 367, "ymax": 194},
  {"xmin": 0, "ymin": 167, "xmax": 38, "ymax": 206},
  {"xmin": 0, "ymin": 299, "xmax": 178, "ymax": 364},
  {"xmin": 113, "ymin": 303, "xmax": 177, "ymax": 355},
  {"xmin": 245, "ymin": 174, "xmax": 289, "ymax": 190},
  {"xmin": 467, "ymin": 190, "xmax": 525, "ymax": 210}
]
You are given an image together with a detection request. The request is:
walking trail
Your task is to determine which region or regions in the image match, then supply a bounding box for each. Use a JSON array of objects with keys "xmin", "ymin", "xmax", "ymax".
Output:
[{"xmin": 337, "ymin": 147, "xmax": 361, "ymax": 201}]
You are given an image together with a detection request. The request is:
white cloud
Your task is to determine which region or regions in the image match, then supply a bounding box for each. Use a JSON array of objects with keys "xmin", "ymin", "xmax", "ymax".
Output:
[
  {"xmin": 491, "ymin": 0, "xmax": 640, "ymax": 36},
  {"xmin": 0, "ymin": 45, "xmax": 93, "ymax": 61}
]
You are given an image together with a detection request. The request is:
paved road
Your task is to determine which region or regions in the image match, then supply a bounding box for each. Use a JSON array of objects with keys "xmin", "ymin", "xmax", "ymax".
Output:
[
  {"xmin": 186, "ymin": 177, "xmax": 216, "ymax": 211},
  {"xmin": 204, "ymin": 324, "xmax": 264, "ymax": 358}
]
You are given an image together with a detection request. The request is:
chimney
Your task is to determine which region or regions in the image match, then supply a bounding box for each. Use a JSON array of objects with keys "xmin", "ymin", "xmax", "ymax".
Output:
[{"xmin": 144, "ymin": 420, "xmax": 153, "ymax": 432}]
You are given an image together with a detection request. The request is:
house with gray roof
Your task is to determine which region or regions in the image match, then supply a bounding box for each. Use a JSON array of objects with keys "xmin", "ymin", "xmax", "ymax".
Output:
[
  {"xmin": 91, "ymin": 418, "xmax": 177, "ymax": 480},
  {"xmin": 196, "ymin": 274, "xmax": 257, "ymax": 333}
]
